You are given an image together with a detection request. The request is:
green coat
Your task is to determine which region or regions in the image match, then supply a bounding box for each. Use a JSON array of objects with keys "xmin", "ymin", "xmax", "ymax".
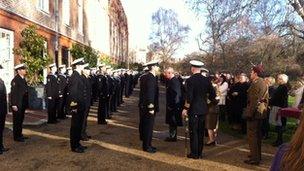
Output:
[{"xmin": 245, "ymin": 77, "xmax": 269, "ymax": 119}]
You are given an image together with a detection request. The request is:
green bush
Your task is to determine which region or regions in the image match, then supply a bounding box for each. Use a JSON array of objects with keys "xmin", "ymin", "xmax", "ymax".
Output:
[
  {"xmin": 70, "ymin": 43, "xmax": 98, "ymax": 67},
  {"xmin": 13, "ymin": 25, "xmax": 51, "ymax": 86}
]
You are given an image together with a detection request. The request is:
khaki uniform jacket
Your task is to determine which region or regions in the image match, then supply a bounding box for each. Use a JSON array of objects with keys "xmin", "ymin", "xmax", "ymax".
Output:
[{"xmin": 245, "ymin": 77, "xmax": 269, "ymax": 119}]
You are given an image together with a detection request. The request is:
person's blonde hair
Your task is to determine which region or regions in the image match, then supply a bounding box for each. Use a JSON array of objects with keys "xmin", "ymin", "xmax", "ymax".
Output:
[
  {"xmin": 278, "ymin": 74, "xmax": 289, "ymax": 84},
  {"xmin": 281, "ymin": 111, "xmax": 304, "ymax": 170}
]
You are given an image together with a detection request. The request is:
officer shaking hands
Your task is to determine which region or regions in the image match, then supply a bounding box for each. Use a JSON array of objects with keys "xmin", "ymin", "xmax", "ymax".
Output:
[
  {"xmin": 138, "ymin": 60, "xmax": 160, "ymax": 153},
  {"xmin": 182, "ymin": 60, "xmax": 217, "ymax": 159}
]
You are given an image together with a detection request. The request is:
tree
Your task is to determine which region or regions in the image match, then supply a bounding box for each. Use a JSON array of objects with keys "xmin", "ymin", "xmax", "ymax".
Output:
[
  {"xmin": 70, "ymin": 43, "xmax": 98, "ymax": 67},
  {"xmin": 149, "ymin": 8, "xmax": 190, "ymax": 64},
  {"xmin": 13, "ymin": 25, "xmax": 51, "ymax": 86},
  {"xmin": 186, "ymin": 0, "xmax": 303, "ymax": 77}
]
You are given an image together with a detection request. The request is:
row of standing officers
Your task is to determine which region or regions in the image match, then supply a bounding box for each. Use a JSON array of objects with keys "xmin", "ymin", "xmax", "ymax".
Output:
[
  {"xmin": 0, "ymin": 58, "xmax": 137, "ymax": 154},
  {"xmin": 45, "ymin": 58, "xmax": 137, "ymax": 153}
]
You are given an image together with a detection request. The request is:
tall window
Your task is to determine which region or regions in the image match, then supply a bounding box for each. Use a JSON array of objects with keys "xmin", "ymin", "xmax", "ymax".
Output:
[
  {"xmin": 78, "ymin": 0, "xmax": 83, "ymax": 34},
  {"xmin": 62, "ymin": 0, "xmax": 70, "ymax": 26},
  {"xmin": 38, "ymin": 0, "xmax": 49, "ymax": 13}
]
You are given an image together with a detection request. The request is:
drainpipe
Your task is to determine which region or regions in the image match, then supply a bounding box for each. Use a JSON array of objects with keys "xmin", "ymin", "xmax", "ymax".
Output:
[{"xmin": 55, "ymin": 0, "xmax": 59, "ymax": 66}]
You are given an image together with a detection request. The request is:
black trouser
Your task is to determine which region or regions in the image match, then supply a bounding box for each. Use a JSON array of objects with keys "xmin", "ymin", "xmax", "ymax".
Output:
[
  {"xmin": 219, "ymin": 105, "xmax": 227, "ymax": 122},
  {"xmin": 0, "ymin": 112, "xmax": 7, "ymax": 148},
  {"xmin": 110, "ymin": 94, "xmax": 116, "ymax": 112},
  {"xmin": 106, "ymin": 96, "xmax": 111, "ymax": 117},
  {"xmin": 70, "ymin": 102, "xmax": 85, "ymax": 150},
  {"xmin": 81, "ymin": 102, "xmax": 90, "ymax": 138},
  {"xmin": 139, "ymin": 108, "xmax": 143, "ymax": 141},
  {"xmin": 169, "ymin": 125, "xmax": 177, "ymax": 139},
  {"xmin": 120, "ymin": 86, "xmax": 124, "ymax": 103},
  {"xmin": 275, "ymin": 117, "xmax": 287, "ymax": 143},
  {"xmin": 47, "ymin": 98, "xmax": 58, "ymax": 123},
  {"xmin": 97, "ymin": 97, "xmax": 107, "ymax": 123},
  {"xmin": 57, "ymin": 96, "xmax": 66, "ymax": 119},
  {"xmin": 189, "ymin": 114, "xmax": 205, "ymax": 157},
  {"xmin": 12, "ymin": 107, "xmax": 25, "ymax": 140},
  {"xmin": 247, "ymin": 119, "xmax": 262, "ymax": 162},
  {"xmin": 141, "ymin": 108, "xmax": 155, "ymax": 150}
]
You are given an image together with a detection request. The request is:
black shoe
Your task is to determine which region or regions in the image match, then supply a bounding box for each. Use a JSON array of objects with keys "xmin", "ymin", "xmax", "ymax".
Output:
[
  {"xmin": 244, "ymin": 159, "xmax": 260, "ymax": 165},
  {"xmin": 80, "ymin": 145, "xmax": 88, "ymax": 150},
  {"xmin": 98, "ymin": 121, "xmax": 108, "ymax": 125},
  {"xmin": 150, "ymin": 146, "xmax": 157, "ymax": 151},
  {"xmin": 21, "ymin": 136, "xmax": 29, "ymax": 140},
  {"xmin": 165, "ymin": 137, "xmax": 177, "ymax": 142},
  {"xmin": 72, "ymin": 147, "xmax": 85, "ymax": 153},
  {"xmin": 81, "ymin": 137, "xmax": 89, "ymax": 141},
  {"xmin": 143, "ymin": 147, "xmax": 156, "ymax": 153},
  {"xmin": 187, "ymin": 154, "xmax": 199, "ymax": 159},
  {"xmin": 14, "ymin": 137, "xmax": 25, "ymax": 142},
  {"xmin": 205, "ymin": 141, "xmax": 216, "ymax": 146},
  {"xmin": 0, "ymin": 147, "xmax": 9, "ymax": 152},
  {"xmin": 198, "ymin": 153, "xmax": 205, "ymax": 159}
]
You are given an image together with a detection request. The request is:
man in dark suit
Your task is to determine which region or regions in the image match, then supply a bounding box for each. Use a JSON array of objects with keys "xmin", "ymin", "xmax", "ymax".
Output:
[
  {"xmin": 0, "ymin": 64, "xmax": 9, "ymax": 154},
  {"xmin": 182, "ymin": 60, "xmax": 217, "ymax": 159},
  {"xmin": 97, "ymin": 64, "xmax": 108, "ymax": 125},
  {"xmin": 67, "ymin": 58, "xmax": 87, "ymax": 153},
  {"xmin": 57, "ymin": 64, "xmax": 68, "ymax": 119},
  {"xmin": 138, "ymin": 60, "xmax": 160, "ymax": 153},
  {"xmin": 11, "ymin": 63, "xmax": 29, "ymax": 142},
  {"xmin": 46, "ymin": 63, "xmax": 59, "ymax": 124},
  {"xmin": 164, "ymin": 67, "xmax": 183, "ymax": 142}
]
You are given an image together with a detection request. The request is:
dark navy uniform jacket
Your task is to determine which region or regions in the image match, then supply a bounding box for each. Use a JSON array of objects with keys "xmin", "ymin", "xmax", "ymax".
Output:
[
  {"xmin": 184, "ymin": 73, "xmax": 216, "ymax": 116},
  {"xmin": 139, "ymin": 72, "xmax": 159, "ymax": 112},
  {"xmin": 10, "ymin": 74, "xmax": 28, "ymax": 109}
]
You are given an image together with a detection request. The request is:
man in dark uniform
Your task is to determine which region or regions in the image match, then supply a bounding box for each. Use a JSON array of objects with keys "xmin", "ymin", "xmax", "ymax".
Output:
[
  {"xmin": 244, "ymin": 64, "xmax": 268, "ymax": 165},
  {"xmin": 57, "ymin": 64, "xmax": 68, "ymax": 119},
  {"xmin": 106, "ymin": 66, "xmax": 114, "ymax": 118},
  {"xmin": 81, "ymin": 63, "xmax": 92, "ymax": 141},
  {"xmin": 67, "ymin": 58, "xmax": 87, "ymax": 153},
  {"xmin": 46, "ymin": 63, "xmax": 59, "ymax": 124},
  {"xmin": 90, "ymin": 68, "xmax": 98, "ymax": 104},
  {"xmin": 65, "ymin": 67, "xmax": 73, "ymax": 116},
  {"xmin": 119, "ymin": 69, "xmax": 125, "ymax": 104},
  {"xmin": 182, "ymin": 60, "xmax": 217, "ymax": 159},
  {"xmin": 138, "ymin": 60, "xmax": 160, "ymax": 153},
  {"xmin": 129, "ymin": 70, "xmax": 134, "ymax": 95},
  {"xmin": 11, "ymin": 63, "xmax": 29, "ymax": 142},
  {"xmin": 124, "ymin": 71, "xmax": 130, "ymax": 98},
  {"xmin": 113, "ymin": 71, "xmax": 121, "ymax": 111},
  {"xmin": 0, "ymin": 64, "xmax": 9, "ymax": 154},
  {"xmin": 97, "ymin": 64, "xmax": 108, "ymax": 125},
  {"xmin": 164, "ymin": 67, "xmax": 183, "ymax": 142}
]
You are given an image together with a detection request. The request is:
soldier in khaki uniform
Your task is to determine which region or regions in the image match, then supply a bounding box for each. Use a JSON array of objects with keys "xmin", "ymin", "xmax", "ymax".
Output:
[{"xmin": 244, "ymin": 64, "xmax": 269, "ymax": 165}]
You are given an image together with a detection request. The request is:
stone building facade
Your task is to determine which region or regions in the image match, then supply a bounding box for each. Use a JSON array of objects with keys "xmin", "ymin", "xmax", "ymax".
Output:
[{"xmin": 0, "ymin": 0, "xmax": 128, "ymax": 91}]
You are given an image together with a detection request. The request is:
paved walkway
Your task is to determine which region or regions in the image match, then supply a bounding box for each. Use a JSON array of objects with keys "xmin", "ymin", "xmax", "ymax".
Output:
[{"xmin": 0, "ymin": 86, "xmax": 277, "ymax": 170}]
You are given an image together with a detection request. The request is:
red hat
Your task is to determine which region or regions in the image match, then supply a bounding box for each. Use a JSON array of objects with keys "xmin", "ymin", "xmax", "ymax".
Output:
[{"xmin": 252, "ymin": 64, "xmax": 264, "ymax": 75}]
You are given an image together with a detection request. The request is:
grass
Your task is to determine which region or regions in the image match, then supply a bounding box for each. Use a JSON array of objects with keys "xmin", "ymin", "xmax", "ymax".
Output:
[
  {"xmin": 218, "ymin": 96, "xmax": 299, "ymax": 144},
  {"xmin": 219, "ymin": 118, "xmax": 298, "ymax": 145}
]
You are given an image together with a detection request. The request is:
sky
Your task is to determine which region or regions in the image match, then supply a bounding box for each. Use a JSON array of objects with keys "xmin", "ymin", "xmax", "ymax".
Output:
[{"xmin": 120, "ymin": 0, "xmax": 206, "ymax": 59}]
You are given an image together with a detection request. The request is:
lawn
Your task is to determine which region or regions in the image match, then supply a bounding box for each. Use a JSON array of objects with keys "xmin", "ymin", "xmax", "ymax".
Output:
[{"xmin": 219, "ymin": 96, "xmax": 299, "ymax": 145}]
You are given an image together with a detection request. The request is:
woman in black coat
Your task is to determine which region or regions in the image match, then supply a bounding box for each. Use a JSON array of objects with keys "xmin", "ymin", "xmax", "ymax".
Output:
[
  {"xmin": 227, "ymin": 74, "xmax": 249, "ymax": 130},
  {"xmin": 270, "ymin": 74, "xmax": 289, "ymax": 146}
]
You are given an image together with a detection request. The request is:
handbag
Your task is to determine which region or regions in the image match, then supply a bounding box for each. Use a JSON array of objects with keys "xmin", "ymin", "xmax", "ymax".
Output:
[{"xmin": 255, "ymin": 88, "xmax": 269, "ymax": 119}]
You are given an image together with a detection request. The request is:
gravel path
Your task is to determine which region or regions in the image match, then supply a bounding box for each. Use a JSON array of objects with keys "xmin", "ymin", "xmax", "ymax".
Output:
[{"xmin": 0, "ymin": 86, "xmax": 277, "ymax": 170}]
